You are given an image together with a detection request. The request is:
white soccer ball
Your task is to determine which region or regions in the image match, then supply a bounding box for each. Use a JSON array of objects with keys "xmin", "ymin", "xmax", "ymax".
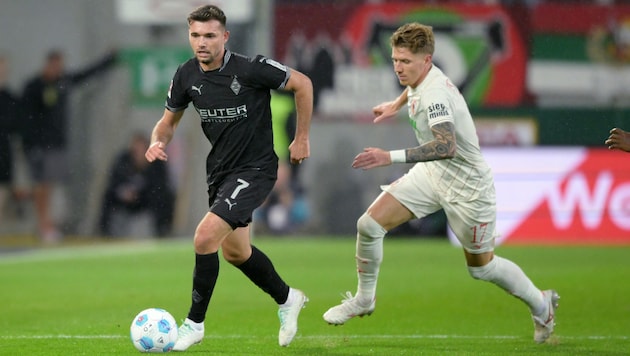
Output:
[{"xmin": 130, "ymin": 308, "xmax": 178, "ymax": 353}]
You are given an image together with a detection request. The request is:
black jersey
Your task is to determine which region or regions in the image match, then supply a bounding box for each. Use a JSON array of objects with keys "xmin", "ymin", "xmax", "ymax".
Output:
[{"xmin": 166, "ymin": 49, "xmax": 290, "ymax": 185}]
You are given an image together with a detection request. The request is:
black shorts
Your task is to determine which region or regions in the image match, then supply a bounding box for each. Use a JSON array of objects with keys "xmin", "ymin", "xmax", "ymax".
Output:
[{"xmin": 208, "ymin": 170, "xmax": 276, "ymax": 229}]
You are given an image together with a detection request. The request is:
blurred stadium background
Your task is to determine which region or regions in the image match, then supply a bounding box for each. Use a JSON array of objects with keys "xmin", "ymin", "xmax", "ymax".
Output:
[{"xmin": 1, "ymin": 0, "xmax": 629, "ymax": 245}]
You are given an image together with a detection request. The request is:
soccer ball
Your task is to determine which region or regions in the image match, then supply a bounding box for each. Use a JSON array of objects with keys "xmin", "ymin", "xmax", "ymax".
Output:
[{"xmin": 130, "ymin": 308, "xmax": 178, "ymax": 353}]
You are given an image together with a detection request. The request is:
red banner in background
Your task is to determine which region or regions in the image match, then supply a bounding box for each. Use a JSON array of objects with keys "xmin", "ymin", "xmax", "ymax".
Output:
[
  {"xmin": 450, "ymin": 148, "xmax": 630, "ymax": 246},
  {"xmin": 532, "ymin": 3, "xmax": 630, "ymax": 34},
  {"xmin": 506, "ymin": 149, "xmax": 630, "ymax": 245},
  {"xmin": 275, "ymin": 2, "xmax": 528, "ymax": 110}
]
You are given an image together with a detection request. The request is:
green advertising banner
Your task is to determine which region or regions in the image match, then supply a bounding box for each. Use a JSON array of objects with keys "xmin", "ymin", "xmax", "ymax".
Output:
[{"xmin": 120, "ymin": 47, "xmax": 192, "ymax": 106}]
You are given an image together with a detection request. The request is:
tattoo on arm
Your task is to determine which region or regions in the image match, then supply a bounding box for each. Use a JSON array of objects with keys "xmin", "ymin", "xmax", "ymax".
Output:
[{"xmin": 405, "ymin": 122, "xmax": 456, "ymax": 162}]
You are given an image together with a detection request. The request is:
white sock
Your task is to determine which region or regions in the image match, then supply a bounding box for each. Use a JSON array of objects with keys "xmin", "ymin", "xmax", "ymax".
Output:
[
  {"xmin": 468, "ymin": 255, "xmax": 545, "ymax": 315},
  {"xmin": 280, "ymin": 288, "xmax": 297, "ymax": 306},
  {"xmin": 355, "ymin": 213, "xmax": 386, "ymax": 305}
]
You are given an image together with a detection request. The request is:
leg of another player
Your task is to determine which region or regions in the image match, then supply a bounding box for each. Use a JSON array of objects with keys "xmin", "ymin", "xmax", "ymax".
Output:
[
  {"xmin": 222, "ymin": 225, "xmax": 308, "ymax": 347},
  {"xmin": 33, "ymin": 183, "xmax": 60, "ymax": 243},
  {"xmin": 465, "ymin": 250, "xmax": 545, "ymax": 314},
  {"xmin": 357, "ymin": 193, "xmax": 412, "ymax": 303},
  {"xmin": 324, "ymin": 192, "xmax": 412, "ymax": 325},
  {"xmin": 465, "ymin": 250, "xmax": 559, "ymax": 343},
  {"xmin": 174, "ymin": 212, "xmax": 232, "ymax": 351},
  {"xmin": 223, "ymin": 226, "xmax": 291, "ymax": 304}
]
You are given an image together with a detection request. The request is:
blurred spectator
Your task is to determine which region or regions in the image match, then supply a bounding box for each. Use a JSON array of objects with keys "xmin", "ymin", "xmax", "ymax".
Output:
[
  {"xmin": 0, "ymin": 54, "xmax": 20, "ymax": 222},
  {"xmin": 255, "ymin": 92, "xmax": 309, "ymax": 233},
  {"xmin": 99, "ymin": 132, "xmax": 175, "ymax": 238},
  {"xmin": 20, "ymin": 49, "xmax": 117, "ymax": 243}
]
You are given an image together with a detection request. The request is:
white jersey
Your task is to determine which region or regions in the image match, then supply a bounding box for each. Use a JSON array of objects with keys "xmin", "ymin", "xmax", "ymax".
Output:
[{"xmin": 406, "ymin": 65, "xmax": 493, "ymax": 202}]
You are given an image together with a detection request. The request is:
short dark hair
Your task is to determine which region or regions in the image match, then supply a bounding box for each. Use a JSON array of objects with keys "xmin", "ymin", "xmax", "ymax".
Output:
[{"xmin": 187, "ymin": 5, "xmax": 226, "ymax": 27}]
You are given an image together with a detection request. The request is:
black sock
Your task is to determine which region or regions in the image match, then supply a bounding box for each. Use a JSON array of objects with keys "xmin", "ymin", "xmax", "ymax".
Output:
[
  {"xmin": 235, "ymin": 245, "xmax": 290, "ymax": 304},
  {"xmin": 187, "ymin": 252, "xmax": 219, "ymax": 323}
]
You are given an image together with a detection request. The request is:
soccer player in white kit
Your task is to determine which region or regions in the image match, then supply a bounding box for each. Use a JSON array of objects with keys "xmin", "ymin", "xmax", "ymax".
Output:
[{"xmin": 322, "ymin": 22, "xmax": 559, "ymax": 344}]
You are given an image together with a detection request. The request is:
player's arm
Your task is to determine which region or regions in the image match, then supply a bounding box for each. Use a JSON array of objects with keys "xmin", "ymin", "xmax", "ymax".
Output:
[
  {"xmin": 145, "ymin": 109, "xmax": 184, "ymax": 162},
  {"xmin": 283, "ymin": 68, "xmax": 313, "ymax": 164},
  {"xmin": 352, "ymin": 122, "xmax": 456, "ymax": 170},
  {"xmin": 404, "ymin": 122, "xmax": 456, "ymax": 162},
  {"xmin": 373, "ymin": 88, "xmax": 408, "ymax": 123}
]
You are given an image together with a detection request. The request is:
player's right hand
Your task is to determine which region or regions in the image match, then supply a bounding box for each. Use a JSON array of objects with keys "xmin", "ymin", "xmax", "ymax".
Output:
[
  {"xmin": 372, "ymin": 101, "xmax": 399, "ymax": 123},
  {"xmin": 605, "ymin": 127, "xmax": 630, "ymax": 153},
  {"xmin": 145, "ymin": 141, "xmax": 168, "ymax": 162},
  {"xmin": 352, "ymin": 147, "xmax": 391, "ymax": 170}
]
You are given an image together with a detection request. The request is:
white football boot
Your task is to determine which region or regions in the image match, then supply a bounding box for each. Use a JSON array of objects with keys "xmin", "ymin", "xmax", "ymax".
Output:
[
  {"xmin": 323, "ymin": 291, "xmax": 376, "ymax": 325},
  {"xmin": 532, "ymin": 289, "xmax": 560, "ymax": 343},
  {"xmin": 278, "ymin": 288, "xmax": 309, "ymax": 347},
  {"xmin": 172, "ymin": 318, "xmax": 204, "ymax": 351}
]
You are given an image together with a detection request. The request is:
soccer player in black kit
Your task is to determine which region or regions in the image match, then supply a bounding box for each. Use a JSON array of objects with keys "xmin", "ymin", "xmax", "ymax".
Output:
[{"xmin": 145, "ymin": 5, "xmax": 313, "ymax": 351}]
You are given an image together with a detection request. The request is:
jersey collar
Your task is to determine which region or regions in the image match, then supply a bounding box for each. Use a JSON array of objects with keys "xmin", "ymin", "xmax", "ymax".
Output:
[
  {"xmin": 411, "ymin": 64, "xmax": 442, "ymax": 94},
  {"xmin": 218, "ymin": 49, "xmax": 231, "ymax": 72},
  {"xmin": 196, "ymin": 49, "xmax": 232, "ymax": 73}
]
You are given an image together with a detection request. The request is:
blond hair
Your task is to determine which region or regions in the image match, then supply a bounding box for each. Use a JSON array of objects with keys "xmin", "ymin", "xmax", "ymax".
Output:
[{"xmin": 390, "ymin": 23, "xmax": 435, "ymax": 55}]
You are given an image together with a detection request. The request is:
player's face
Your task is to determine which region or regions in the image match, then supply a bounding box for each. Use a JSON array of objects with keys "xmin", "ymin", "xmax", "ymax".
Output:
[
  {"xmin": 391, "ymin": 46, "xmax": 432, "ymax": 89},
  {"xmin": 188, "ymin": 20, "xmax": 229, "ymax": 71}
]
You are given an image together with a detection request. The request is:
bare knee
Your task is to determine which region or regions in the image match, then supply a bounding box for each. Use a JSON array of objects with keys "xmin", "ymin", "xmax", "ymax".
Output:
[
  {"xmin": 193, "ymin": 225, "xmax": 223, "ymax": 254},
  {"xmin": 222, "ymin": 247, "xmax": 251, "ymax": 265},
  {"xmin": 193, "ymin": 213, "xmax": 234, "ymax": 254},
  {"xmin": 464, "ymin": 249, "xmax": 494, "ymax": 267}
]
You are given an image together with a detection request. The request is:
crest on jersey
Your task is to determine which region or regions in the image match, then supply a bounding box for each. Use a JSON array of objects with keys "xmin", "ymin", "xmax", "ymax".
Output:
[{"xmin": 230, "ymin": 77, "xmax": 241, "ymax": 95}]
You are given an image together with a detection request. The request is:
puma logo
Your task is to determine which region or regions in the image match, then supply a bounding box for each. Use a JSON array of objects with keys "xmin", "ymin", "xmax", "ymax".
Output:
[
  {"xmin": 224, "ymin": 198, "xmax": 237, "ymax": 210},
  {"xmin": 192, "ymin": 84, "xmax": 203, "ymax": 95}
]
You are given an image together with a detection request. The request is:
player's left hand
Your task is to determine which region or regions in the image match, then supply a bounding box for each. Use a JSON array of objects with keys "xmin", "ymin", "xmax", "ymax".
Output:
[
  {"xmin": 373, "ymin": 100, "xmax": 399, "ymax": 123},
  {"xmin": 352, "ymin": 147, "xmax": 391, "ymax": 170},
  {"xmin": 289, "ymin": 138, "xmax": 310, "ymax": 165}
]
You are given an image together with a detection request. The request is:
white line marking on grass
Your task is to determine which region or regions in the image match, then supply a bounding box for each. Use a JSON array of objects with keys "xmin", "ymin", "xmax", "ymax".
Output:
[
  {"xmin": 0, "ymin": 239, "xmax": 190, "ymax": 264},
  {"xmin": 2, "ymin": 334, "xmax": 628, "ymax": 340},
  {"xmin": 3, "ymin": 335, "xmax": 125, "ymax": 339}
]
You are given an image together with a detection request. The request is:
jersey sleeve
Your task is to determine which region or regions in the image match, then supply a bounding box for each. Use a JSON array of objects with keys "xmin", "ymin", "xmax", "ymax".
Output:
[
  {"xmin": 165, "ymin": 64, "xmax": 190, "ymax": 112},
  {"xmin": 251, "ymin": 55, "xmax": 291, "ymax": 90},
  {"xmin": 422, "ymin": 88, "xmax": 453, "ymax": 127}
]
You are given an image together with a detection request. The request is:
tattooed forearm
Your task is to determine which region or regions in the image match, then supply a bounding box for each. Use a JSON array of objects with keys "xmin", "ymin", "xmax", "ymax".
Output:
[{"xmin": 405, "ymin": 122, "xmax": 456, "ymax": 162}]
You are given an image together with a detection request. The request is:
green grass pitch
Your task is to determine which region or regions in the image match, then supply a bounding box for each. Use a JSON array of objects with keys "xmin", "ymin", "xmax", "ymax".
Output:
[{"xmin": 0, "ymin": 237, "xmax": 628, "ymax": 355}]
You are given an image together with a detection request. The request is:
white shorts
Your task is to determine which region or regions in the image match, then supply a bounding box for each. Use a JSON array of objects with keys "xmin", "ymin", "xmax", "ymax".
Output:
[{"xmin": 382, "ymin": 164, "xmax": 497, "ymax": 254}]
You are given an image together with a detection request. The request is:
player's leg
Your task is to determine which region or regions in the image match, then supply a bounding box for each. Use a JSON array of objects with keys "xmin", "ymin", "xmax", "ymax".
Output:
[
  {"xmin": 218, "ymin": 170, "xmax": 295, "ymax": 304},
  {"xmin": 445, "ymin": 197, "xmax": 559, "ymax": 343},
  {"xmin": 181, "ymin": 169, "xmax": 276, "ymax": 333},
  {"xmin": 466, "ymin": 249, "xmax": 559, "ymax": 343},
  {"xmin": 222, "ymin": 226, "xmax": 307, "ymax": 346},
  {"xmin": 174, "ymin": 212, "xmax": 233, "ymax": 351},
  {"xmin": 25, "ymin": 149, "xmax": 52, "ymax": 241},
  {"xmin": 324, "ymin": 166, "xmax": 439, "ymax": 325},
  {"xmin": 40, "ymin": 149, "xmax": 67, "ymax": 242},
  {"xmin": 223, "ymin": 226, "xmax": 291, "ymax": 304},
  {"xmin": 323, "ymin": 191, "xmax": 413, "ymax": 325},
  {"xmin": 357, "ymin": 192, "xmax": 413, "ymax": 303}
]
